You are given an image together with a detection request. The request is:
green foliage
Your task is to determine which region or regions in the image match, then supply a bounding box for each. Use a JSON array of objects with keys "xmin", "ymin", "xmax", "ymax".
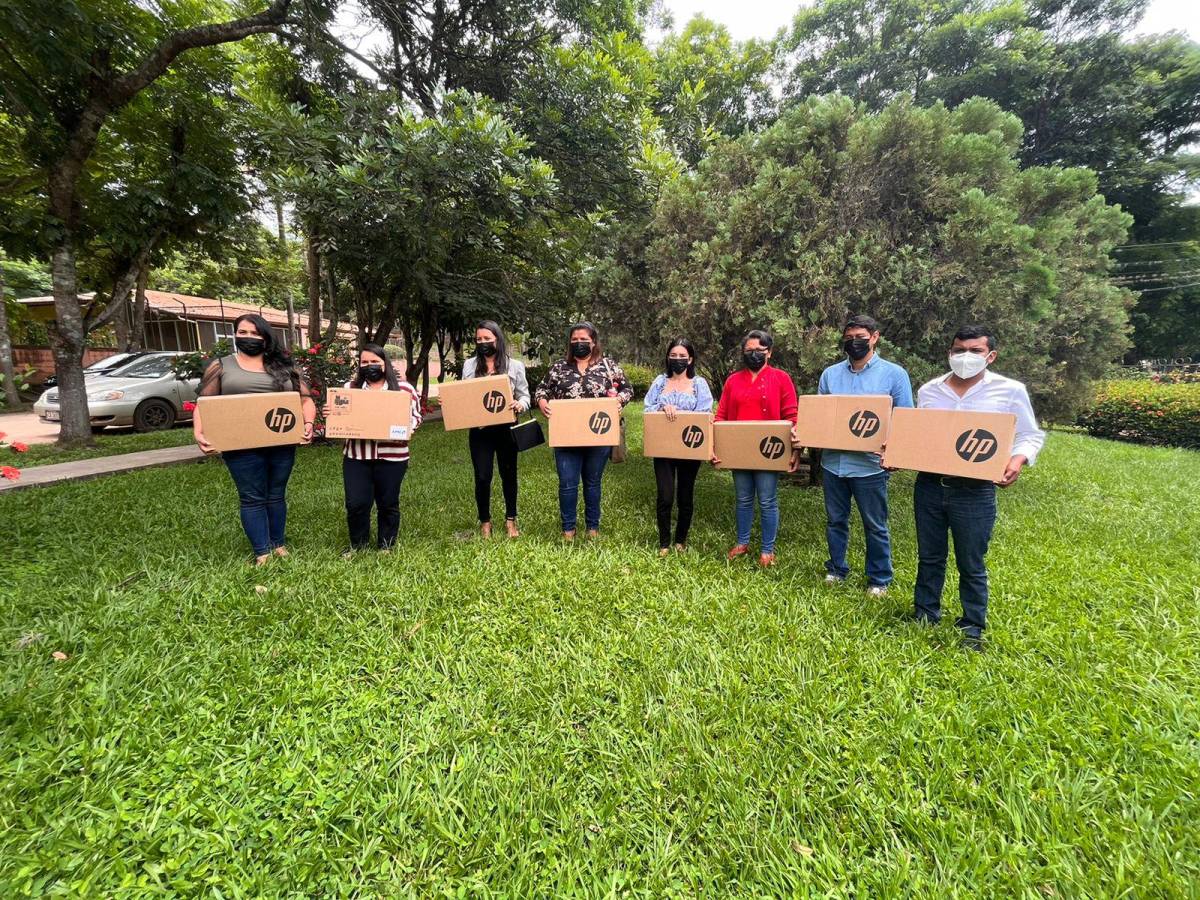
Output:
[
  {"xmin": 1078, "ymin": 378, "xmax": 1200, "ymax": 448},
  {"xmin": 1, "ymin": 422, "xmax": 1199, "ymax": 893},
  {"xmin": 0, "ymin": 365, "xmax": 36, "ymax": 408},
  {"xmin": 150, "ymin": 223, "xmax": 306, "ymax": 312},
  {"xmin": 619, "ymin": 361, "xmax": 656, "ymax": 398},
  {"xmin": 296, "ymin": 340, "xmax": 356, "ymax": 438},
  {"xmin": 0, "ymin": 257, "xmax": 50, "ymax": 299},
  {"xmin": 171, "ymin": 339, "xmax": 232, "ymax": 382},
  {"xmin": 653, "ymin": 16, "xmax": 775, "ymax": 166},
  {"xmin": 648, "ymin": 96, "xmax": 1133, "ymax": 419},
  {"xmin": 775, "ymin": 0, "xmax": 1200, "ymax": 365}
]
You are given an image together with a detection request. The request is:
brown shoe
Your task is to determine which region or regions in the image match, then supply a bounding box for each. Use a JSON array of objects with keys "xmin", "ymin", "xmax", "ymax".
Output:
[
  {"xmin": 586, "ymin": 529, "xmax": 600, "ymax": 540},
  {"xmin": 480, "ymin": 521, "xmax": 493, "ymax": 538},
  {"xmin": 727, "ymin": 544, "xmax": 750, "ymax": 560},
  {"xmin": 758, "ymin": 552, "xmax": 776, "ymax": 568},
  {"xmin": 562, "ymin": 530, "xmax": 576, "ymax": 542},
  {"xmin": 505, "ymin": 518, "xmax": 520, "ymax": 538},
  {"xmin": 273, "ymin": 546, "xmax": 289, "ymax": 558},
  {"xmin": 658, "ymin": 547, "xmax": 670, "ymax": 558}
]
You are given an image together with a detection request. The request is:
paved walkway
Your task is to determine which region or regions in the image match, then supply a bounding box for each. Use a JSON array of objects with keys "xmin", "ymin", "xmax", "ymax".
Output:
[
  {"xmin": 0, "ymin": 445, "xmax": 210, "ymax": 493},
  {"xmin": 0, "ymin": 411, "xmax": 59, "ymax": 445}
]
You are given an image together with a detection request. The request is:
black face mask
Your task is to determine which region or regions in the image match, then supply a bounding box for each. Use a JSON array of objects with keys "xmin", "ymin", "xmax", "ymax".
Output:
[
  {"xmin": 743, "ymin": 349, "xmax": 767, "ymax": 371},
  {"xmin": 843, "ymin": 338, "xmax": 871, "ymax": 361},
  {"xmin": 476, "ymin": 342, "xmax": 497, "ymax": 357},
  {"xmin": 571, "ymin": 341, "xmax": 593, "ymax": 360},
  {"xmin": 359, "ymin": 364, "xmax": 386, "ymax": 383},
  {"xmin": 235, "ymin": 336, "xmax": 266, "ymax": 357},
  {"xmin": 667, "ymin": 358, "xmax": 690, "ymax": 375}
]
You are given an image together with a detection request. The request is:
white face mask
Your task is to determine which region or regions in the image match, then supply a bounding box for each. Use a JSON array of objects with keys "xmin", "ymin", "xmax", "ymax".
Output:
[{"xmin": 949, "ymin": 350, "xmax": 989, "ymax": 379}]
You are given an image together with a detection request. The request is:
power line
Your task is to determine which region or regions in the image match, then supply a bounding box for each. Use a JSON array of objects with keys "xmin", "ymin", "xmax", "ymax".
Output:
[
  {"xmin": 1113, "ymin": 241, "xmax": 1200, "ymax": 251},
  {"xmin": 1131, "ymin": 280, "xmax": 1200, "ymax": 293}
]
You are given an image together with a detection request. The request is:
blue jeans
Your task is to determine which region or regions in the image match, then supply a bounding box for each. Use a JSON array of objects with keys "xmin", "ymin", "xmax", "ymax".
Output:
[
  {"xmin": 223, "ymin": 445, "xmax": 297, "ymax": 556},
  {"xmin": 554, "ymin": 446, "xmax": 610, "ymax": 532},
  {"xmin": 913, "ymin": 474, "xmax": 998, "ymax": 637},
  {"xmin": 732, "ymin": 470, "xmax": 780, "ymax": 554},
  {"xmin": 823, "ymin": 469, "xmax": 893, "ymax": 586}
]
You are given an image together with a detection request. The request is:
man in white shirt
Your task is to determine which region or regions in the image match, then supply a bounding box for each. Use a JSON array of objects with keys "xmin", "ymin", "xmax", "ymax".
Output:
[{"xmin": 912, "ymin": 325, "xmax": 1046, "ymax": 650}]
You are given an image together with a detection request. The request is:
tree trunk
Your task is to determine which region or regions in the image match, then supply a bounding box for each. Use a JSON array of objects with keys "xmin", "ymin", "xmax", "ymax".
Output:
[
  {"xmin": 320, "ymin": 252, "xmax": 340, "ymax": 344},
  {"xmin": 276, "ymin": 197, "xmax": 296, "ymax": 348},
  {"xmin": 305, "ymin": 234, "xmax": 321, "ymax": 345},
  {"xmin": 50, "ymin": 243, "xmax": 93, "ymax": 447},
  {"xmin": 0, "ymin": 251, "xmax": 19, "ymax": 408},
  {"xmin": 128, "ymin": 266, "xmax": 149, "ymax": 351}
]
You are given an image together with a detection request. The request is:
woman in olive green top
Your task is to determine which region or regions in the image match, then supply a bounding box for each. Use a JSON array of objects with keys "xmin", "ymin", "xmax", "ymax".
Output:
[{"xmin": 193, "ymin": 314, "xmax": 316, "ymax": 565}]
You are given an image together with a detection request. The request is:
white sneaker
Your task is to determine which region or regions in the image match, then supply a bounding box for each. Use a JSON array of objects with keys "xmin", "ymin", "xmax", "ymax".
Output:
[
  {"xmin": 824, "ymin": 574, "xmax": 845, "ymax": 585},
  {"xmin": 867, "ymin": 585, "xmax": 889, "ymax": 598}
]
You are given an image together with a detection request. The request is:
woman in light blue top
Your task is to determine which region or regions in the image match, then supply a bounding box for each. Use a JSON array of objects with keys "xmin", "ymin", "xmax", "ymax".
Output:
[{"xmin": 644, "ymin": 338, "xmax": 713, "ymax": 556}]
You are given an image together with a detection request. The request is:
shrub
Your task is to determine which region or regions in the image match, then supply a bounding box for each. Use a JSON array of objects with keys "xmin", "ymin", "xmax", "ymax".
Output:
[
  {"xmin": 620, "ymin": 362, "xmax": 656, "ymax": 399},
  {"xmin": 172, "ymin": 339, "xmax": 232, "ymax": 381},
  {"xmin": 1077, "ymin": 379, "xmax": 1200, "ymax": 449},
  {"xmin": 297, "ymin": 341, "xmax": 357, "ymax": 439}
]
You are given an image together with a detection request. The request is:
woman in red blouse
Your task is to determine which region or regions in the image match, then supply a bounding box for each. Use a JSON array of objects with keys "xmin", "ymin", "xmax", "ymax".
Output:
[{"xmin": 713, "ymin": 330, "xmax": 799, "ymax": 566}]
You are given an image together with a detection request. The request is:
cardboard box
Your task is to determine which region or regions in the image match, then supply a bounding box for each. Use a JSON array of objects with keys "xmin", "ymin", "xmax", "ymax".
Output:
[
  {"xmin": 642, "ymin": 412, "xmax": 712, "ymax": 460},
  {"xmin": 713, "ymin": 420, "xmax": 794, "ymax": 471},
  {"xmin": 438, "ymin": 374, "xmax": 516, "ymax": 431},
  {"xmin": 882, "ymin": 407, "xmax": 1016, "ymax": 481},
  {"xmin": 197, "ymin": 392, "xmax": 305, "ymax": 452},
  {"xmin": 793, "ymin": 393, "xmax": 893, "ymax": 453},
  {"xmin": 324, "ymin": 388, "xmax": 412, "ymax": 441},
  {"xmin": 548, "ymin": 397, "xmax": 622, "ymax": 447}
]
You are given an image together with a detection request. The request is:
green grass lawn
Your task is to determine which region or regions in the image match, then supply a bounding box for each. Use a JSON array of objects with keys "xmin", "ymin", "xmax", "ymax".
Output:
[
  {"xmin": 8, "ymin": 424, "xmax": 195, "ymax": 468},
  {"xmin": 2, "ymin": 408, "xmax": 1198, "ymax": 895}
]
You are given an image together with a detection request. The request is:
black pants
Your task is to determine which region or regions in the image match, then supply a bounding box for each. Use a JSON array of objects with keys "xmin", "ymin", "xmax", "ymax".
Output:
[
  {"xmin": 654, "ymin": 457, "xmax": 701, "ymax": 549},
  {"xmin": 469, "ymin": 424, "xmax": 518, "ymax": 523},
  {"xmin": 342, "ymin": 457, "xmax": 408, "ymax": 549}
]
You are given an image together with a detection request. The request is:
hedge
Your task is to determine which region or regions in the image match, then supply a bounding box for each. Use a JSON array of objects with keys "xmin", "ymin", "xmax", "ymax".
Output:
[{"xmin": 1077, "ymin": 379, "xmax": 1200, "ymax": 449}]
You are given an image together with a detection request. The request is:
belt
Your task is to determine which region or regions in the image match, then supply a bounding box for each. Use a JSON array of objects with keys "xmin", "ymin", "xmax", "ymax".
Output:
[{"xmin": 917, "ymin": 472, "xmax": 994, "ymax": 489}]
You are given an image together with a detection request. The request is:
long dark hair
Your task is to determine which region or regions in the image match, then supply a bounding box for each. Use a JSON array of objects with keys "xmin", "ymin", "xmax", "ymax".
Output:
[
  {"xmin": 664, "ymin": 337, "xmax": 697, "ymax": 378},
  {"xmin": 352, "ymin": 343, "xmax": 401, "ymax": 390},
  {"xmin": 473, "ymin": 320, "xmax": 508, "ymax": 376},
  {"xmin": 234, "ymin": 313, "xmax": 300, "ymax": 391},
  {"xmin": 565, "ymin": 321, "xmax": 602, "ymax": 366}
]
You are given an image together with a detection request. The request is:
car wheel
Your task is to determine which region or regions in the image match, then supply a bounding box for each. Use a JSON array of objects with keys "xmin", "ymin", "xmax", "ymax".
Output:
[
  {"xmin": 133, "ymin": 398, "xmax": 176, "ymax": 432},
  {"xmin": 91, "ymin": 425, "xmax": 107, "ymax": 434}
]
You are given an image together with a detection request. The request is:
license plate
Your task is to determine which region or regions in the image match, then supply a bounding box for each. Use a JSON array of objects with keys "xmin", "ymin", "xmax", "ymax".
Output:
[{"xmin": 43, "ymin": 410, "xmax": 60, "ymax": 421}]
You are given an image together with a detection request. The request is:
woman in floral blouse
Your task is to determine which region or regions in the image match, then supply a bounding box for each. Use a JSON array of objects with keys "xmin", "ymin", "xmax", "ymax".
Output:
[{"xmin": 535, "ymin": 322, "xmax": 632, "ymax": 540}]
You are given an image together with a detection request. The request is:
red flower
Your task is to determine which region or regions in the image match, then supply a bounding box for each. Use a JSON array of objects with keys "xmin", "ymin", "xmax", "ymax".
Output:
[
  {"xmin": 1, "ymin": 466, "xmax": 19, "ymax": 481},
  {"xmin": 10, "ymin": 442, "xmax": 28, "ymax": 453},
  {"xmin": 308, "ymin": 348, "xmax": 319, "ymax": 355},
  {"xmin": 182, "ymin": 401, "xmax": 196, "ymax": 413}
]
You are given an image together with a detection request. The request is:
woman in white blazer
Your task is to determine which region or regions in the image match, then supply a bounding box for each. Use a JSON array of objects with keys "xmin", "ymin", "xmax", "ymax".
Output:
[{"xmin": 462, "ymin": 320, "xmax": 531, "ymax": 537}]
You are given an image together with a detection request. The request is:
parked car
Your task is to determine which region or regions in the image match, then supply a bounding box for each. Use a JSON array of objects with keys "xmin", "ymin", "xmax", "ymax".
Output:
[
  {"xmin": 39, "ymin": 351, "xmax": 151, "ymax": 389},
  {"xmin": 34, "ymin": 352, "xmax": 200, "ymax": 433}
]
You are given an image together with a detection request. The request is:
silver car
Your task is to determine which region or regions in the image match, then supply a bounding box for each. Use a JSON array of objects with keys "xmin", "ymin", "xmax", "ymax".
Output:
[{"xmin": 34, "ymin": 352, "xmax": 200, "ymax": 433}]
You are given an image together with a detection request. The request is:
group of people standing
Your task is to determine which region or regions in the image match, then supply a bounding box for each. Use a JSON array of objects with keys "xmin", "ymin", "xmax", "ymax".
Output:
[{"xmin": 193, "ymin": 311, "xmax": 1044, "ymax": 649}]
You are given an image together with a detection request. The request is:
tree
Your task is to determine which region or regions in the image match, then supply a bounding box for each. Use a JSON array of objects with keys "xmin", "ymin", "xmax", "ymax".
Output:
[
  {"xmin": 776, "ymin": 0, "xmax": 1200, "ymax": 363},
  {"xmin": 0, "ymin": 0, "xmax": 294, "ymax": 445},
  {"xmin": 271, "ymin": 89, "xmax": 562, "ymax": 401},
  {"xmin": 653, "ymin": 16, "xmax": 775, "ymax": 166},
  {"xmin": 648, "ymin": 96, "xmax": 1133, "ymax": 420}
]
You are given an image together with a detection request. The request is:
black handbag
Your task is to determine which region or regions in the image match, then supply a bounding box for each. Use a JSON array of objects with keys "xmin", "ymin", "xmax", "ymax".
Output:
[{"xmin": 510, "ymin": 410, "xmax": 545, "ymax": 452}]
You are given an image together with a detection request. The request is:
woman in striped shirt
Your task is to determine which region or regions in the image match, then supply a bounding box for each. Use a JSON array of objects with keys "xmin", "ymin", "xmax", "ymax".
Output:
[{"xmin": 324, "ymin": 344, "xmax": 422, "ymax": 554}]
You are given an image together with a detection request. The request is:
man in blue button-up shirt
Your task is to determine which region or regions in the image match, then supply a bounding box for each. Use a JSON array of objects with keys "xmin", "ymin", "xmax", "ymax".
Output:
[{"xmin": 817, "ymin": 315, "xmax": 914, "ymax": 595}]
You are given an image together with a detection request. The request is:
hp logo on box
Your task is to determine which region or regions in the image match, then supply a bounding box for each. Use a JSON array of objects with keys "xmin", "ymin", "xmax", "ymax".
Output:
[
  {"xmin": 955, "ymin": 429, "xmax": 998, "ymax": 463},
  {"xmin": 588, "ymin": 411, "xmax": 613, "ymax": 434},
  {"xmin": 264, "ymin": 408, "xmax": 297, "ymax": 433},
  {"xmin": 681, "ymin": 425, "xmax": 705, "ymax": 448},
  {"xmin": 759, "ymin": 436, "xmax": 786, "ymax": 460},
  {"xmin": 848, "ymin": 410, "xmax": 881, "ymax": 438},
  {"xmin": 482, "ymin": 390, "xmax": 507, "ymax": 414}
]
